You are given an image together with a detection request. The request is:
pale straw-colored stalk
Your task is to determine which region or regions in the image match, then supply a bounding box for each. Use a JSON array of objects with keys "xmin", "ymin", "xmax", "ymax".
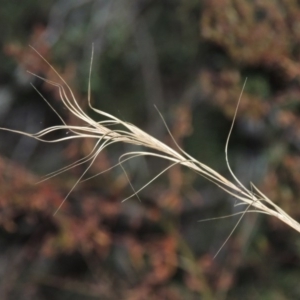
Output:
[{"xmin": 1, "ymin": 46, "xmax": 300, "ymax": 239}]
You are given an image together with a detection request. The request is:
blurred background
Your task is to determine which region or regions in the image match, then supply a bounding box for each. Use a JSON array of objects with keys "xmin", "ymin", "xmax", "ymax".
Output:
[{"xmin": 1, "ymin": 0, "xmax": 300, "ymax": 299}]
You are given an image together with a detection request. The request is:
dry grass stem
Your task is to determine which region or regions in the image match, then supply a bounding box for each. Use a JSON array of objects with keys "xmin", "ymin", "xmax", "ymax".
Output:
[{"xmin": 1, "ymin": 46, "xmax": 300, "ymax": 235}]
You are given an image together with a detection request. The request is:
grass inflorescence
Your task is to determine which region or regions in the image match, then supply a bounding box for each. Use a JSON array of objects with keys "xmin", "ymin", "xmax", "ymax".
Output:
[{"xmin": 1, "ymin": 45, "xmax": 300, "ymax": 241}]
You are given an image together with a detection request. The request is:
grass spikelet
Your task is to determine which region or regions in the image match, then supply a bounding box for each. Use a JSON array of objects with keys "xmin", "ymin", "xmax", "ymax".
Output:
[{"xmin": 2, "ymin": 45, "xmax": 300, "ymax": 236}]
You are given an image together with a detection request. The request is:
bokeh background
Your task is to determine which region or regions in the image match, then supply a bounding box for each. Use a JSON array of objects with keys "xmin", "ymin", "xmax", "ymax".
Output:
[{"xmin": 1, "ymin": 0, "xmax": 300, "ymax": 299}]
